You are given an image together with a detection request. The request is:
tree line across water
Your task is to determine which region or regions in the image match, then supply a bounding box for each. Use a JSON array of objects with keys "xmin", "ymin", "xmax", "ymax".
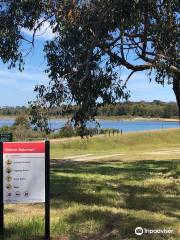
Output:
[
  {"xmin": 0, "ymin": 101, "xmax": 178, "ymax": 119},
  {"xmin": 97, "ymin": 101, "xmax": 178, "ymax": 118}
]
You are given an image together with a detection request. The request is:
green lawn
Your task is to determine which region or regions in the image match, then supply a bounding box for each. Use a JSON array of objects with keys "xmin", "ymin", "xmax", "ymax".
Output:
[
  {"xmin": 2, "ymin": 129, "xmax": 180, "ymax": 240},
  {"xmin": 51, "ymin": 128, "xmax": 180, "ymax": 158}
]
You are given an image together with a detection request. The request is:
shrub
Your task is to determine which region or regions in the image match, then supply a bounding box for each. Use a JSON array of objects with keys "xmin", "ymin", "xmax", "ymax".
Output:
[
  {"xmin": 58, "ymin": 125, "xmax": 76, "ymax": 138},
  {"xmin": 0, "ymin": 125, "xmax": 11, "ymax": 134},
  {"xmin": 12, "ymin": 125, "xmax": 47, "ymax": 141},
  {"xmin": 13, "ymin": 115, "xmax": 31, "ymax": 129}
]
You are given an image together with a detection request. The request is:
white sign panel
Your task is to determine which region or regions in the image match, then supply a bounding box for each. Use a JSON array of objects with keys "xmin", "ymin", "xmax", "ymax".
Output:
[{"xmin": 3, "ymin": 142, "xmax": 45, "ymax": 204}]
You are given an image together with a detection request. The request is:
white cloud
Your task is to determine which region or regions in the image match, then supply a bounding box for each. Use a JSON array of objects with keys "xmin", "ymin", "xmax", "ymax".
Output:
[
  {"xmin": 125, "ymin": 72, "xmax": 175, "ymax": 102},
  {"xmin": 0, "ymin": 66, "xmax": 176, "ymax": 106},
  {"xmin": 0, "ymin": 67, "xmax": 50, "ymax": 106},
  {"xmin": 0, "ymin": 68, "xmax": 49, "ymax": 99},
  {"xmin": 0, "ymin": 69, "xmax": 48, "ymax": 83},
  {"xmin": 21, "ymin": 20, "xmax": 56, "ymax": 41}
]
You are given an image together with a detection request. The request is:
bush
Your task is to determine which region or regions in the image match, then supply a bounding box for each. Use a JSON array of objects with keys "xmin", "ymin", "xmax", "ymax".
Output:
[
  {"xmin": 57, "ymin": 125, "xmax": 76, "ymax": 138},
  {"xmin": 0, "ymin": 125, "xmax": 12, "ymax": 134},
  {"xmin": 12, "ymin": 125, "xmax": 47, "ymax": 141},
  {"xmin": 13, "ymin": 115, "xmax": 31, "ymax": 129},
  {"xmin": 0, "ymin": 125, "xmax": 47, "ymax": 141}
]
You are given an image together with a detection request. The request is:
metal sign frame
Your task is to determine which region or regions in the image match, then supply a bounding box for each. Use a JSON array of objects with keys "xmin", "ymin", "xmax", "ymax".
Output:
[{"xmin": 0, "ymin": 140, "xmax": 50, "ymax": 239}]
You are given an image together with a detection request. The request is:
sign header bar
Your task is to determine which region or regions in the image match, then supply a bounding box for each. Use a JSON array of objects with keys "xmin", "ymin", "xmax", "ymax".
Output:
[{"xmin": 3, "ymin": 142, "xmax": 45, "ymax": 154}]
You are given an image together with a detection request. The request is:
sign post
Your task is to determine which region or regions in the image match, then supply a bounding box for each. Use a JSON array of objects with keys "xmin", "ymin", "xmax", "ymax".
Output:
[
  {"xmin": 45, "ymin": 140, "xmax": 50, "ymax": 240},
  {"xmin": 0, "ymin": 141, "xmax": 50, "ymax": 239},
  {"xmin": 0, "ymin": 129, "xmax": 13, "ymax": 233}
]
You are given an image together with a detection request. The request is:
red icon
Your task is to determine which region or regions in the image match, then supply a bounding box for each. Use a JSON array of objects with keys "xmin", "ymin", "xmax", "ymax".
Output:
[{"xmin": 6, "ymin": 192, "xmax": 12, "ymax": 197}]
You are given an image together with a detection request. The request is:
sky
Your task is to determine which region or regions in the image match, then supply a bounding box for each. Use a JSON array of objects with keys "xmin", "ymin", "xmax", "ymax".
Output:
[{"xmin": 0, "ymin": 25, "xmax": 176, "ymax": 107}]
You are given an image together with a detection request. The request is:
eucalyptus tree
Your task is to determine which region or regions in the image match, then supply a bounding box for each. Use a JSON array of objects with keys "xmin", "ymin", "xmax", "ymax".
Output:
[{"xmin": 0, "ymin": 0, "xmax": 179, "ymax": 128}]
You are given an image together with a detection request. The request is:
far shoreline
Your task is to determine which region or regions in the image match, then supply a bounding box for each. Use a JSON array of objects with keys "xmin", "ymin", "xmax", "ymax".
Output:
[
  {"xmin": 96, "ymin": 116, "xmax": 179, "ymax": 122},
  {"xmin": 0, "ymin": 115, "xmax": 179, "ymax": 122}
]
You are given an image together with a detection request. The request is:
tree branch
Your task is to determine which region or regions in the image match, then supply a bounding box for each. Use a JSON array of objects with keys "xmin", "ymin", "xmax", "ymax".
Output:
[
  {"xmin": 104, "ymin": 49, "xmax": 152, "ymax": 71},
  {"xmin": 124, "ymin": 70, "xmax": 137, "ymax": 86},
  {"xmin": 82, "ymin": 0, "xmax": 119, "ymax": 82}
]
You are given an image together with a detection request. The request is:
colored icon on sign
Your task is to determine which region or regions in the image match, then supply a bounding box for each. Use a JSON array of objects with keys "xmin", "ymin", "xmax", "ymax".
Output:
[
  {"xmin": 24, "ymin": 191, "xmax": 30, "ymax": 197},
  {"xmin": 15, "ymin": 191, "xmax": 21, "ymax": 197},
  {"xmin": 6, "ymin": 192, "xmax": 12, "ymax": 197},
  {"xmin": 6, "ymin": 175, "xmax": 12, "ymax": 182},
  {"xmin": 6, "ymin": 184, "xmax": 12, "ymax": 190},
  {"xmin": 6, "ymin": 159, "xmax": 12, "ymax": 165},
  {"xmin": 6, "ymin": 167, "xmax": 12, "ymax": 174}
]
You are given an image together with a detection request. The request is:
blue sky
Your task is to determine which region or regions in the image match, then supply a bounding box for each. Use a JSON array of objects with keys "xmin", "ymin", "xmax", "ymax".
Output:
[{"xmin": 0, "ymin": 25, "xmax": 176, "ymax": 106}]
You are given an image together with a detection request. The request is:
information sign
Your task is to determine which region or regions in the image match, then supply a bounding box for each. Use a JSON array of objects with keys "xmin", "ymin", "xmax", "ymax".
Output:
[
  {"xmin": 3, "ymin": 142, "xmax": 45, "ymax": 204},
  {"xmin": 0, "ymin": 133, "xmax": 13, "ymax": 142}
]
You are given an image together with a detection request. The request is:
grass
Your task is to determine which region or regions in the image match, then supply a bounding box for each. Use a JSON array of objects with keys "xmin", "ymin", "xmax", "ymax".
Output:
[
  {"xmin": 51, "ymin": 128, "xmax": 180, "ymax": 158},
  {"xmin": 2, "ymin": 129, "xmax": 180, "ymax": 240}
]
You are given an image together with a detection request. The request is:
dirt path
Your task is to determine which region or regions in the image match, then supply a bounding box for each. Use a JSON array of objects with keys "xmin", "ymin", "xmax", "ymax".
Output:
[
  {"xmin": 61, "ymin": 154, "xmax": 93, "ymax": 159},
  {"xmin": 50, "ymin": 135, "xmax": 106, "ymax": 143},
  {"xmin": 53, "ymin": 153, "xmax": 124, "ymax": 162},
  {"xmin": 146, "ymin": 149, "xmax": 180, "ymax": 155}
]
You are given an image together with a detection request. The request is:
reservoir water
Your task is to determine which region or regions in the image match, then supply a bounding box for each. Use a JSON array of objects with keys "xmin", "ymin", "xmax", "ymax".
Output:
[{"xmin": 0, "ymin": 119, "xmax": 179, "ymax": 132}]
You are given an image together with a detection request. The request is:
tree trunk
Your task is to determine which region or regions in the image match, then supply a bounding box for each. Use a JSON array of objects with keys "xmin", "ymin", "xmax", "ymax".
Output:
[{"xmin": 172, "ymin": 73, "xmax": 180, "ymax": 122}]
